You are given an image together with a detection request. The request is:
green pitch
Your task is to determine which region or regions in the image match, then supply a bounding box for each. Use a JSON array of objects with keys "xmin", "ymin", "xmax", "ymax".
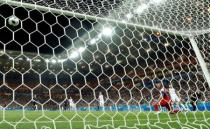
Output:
[{"xmin": 0, "ymin": 110, "xmax": 209, "ymax": 129}]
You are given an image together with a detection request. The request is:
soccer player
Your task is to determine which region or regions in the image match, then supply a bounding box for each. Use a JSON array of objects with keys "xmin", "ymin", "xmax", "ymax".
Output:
[
  {"xmin": 98, "ymin": 92, "xmax": 105, "ymax": 111},
  {"xmin": 68, "ymin": 97, "xmax": 76, "ymax": 110},
  {"xmin": 190, "ymin": 91, "xmax": 202, "ymax": 111},
  {"xmin": 153, "ymin": 83, "xmax": 176, "ymax": 114},
  {"xmin": 35, "ymin": 104, "xmax": 38, "ymax": 110},
  {"xmin": 32, "ymin": 100, "xmax": 38, "ymax": 110},
  {"xmin": 168, "ymin": 84, "xmax": 187, "ymax": 111}
]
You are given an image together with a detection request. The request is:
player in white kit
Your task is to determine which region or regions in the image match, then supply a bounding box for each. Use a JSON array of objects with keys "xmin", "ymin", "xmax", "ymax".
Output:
[
  {"xmin": 168, "ymin": 85, "xmax": 187, "ymax": 110},
  {"xmin": 68, "ymin": 97, "xmax": 76, "ymax": 110},
  {"xmin": 98, "ymin": 92, "xmax": 105, "ymax": 111},
  {"xmin": 35, "ymin": 104, "xmax": 38, "ymax": 110}
]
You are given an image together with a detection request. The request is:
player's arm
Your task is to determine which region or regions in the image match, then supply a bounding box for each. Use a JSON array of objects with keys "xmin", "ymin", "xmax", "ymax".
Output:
[{"xmin": 190, "ymin": 93, "xmax": 196, "ymax": 99}]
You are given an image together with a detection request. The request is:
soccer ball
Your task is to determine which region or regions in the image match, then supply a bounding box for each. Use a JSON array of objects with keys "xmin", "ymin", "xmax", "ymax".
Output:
[{"xmin": 8, "ymin": 16, "xmax": 20, "ymax": 27}]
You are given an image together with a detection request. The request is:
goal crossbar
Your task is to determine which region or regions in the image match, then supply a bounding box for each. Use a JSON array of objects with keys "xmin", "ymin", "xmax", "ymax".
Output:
[{"xmin": 0, "ymin": 0, "xmax": 198, "ymax": 37}]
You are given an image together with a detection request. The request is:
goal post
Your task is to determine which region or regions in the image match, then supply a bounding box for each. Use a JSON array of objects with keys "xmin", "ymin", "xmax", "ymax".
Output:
[{"xmin": 189, "ymin": 36, "xmax": 210, "ymax": 88}]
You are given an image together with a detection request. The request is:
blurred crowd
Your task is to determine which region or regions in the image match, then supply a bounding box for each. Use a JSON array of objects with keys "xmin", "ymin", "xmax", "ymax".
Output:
[{"xmin": 0, "ymin": 71, "xmax": 209, "ymax": 110}]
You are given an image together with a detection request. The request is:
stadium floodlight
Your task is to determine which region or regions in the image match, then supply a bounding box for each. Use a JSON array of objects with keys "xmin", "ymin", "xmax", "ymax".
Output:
[
  {"xmin": 58, "ymin": 59, "xmax": 66, "ymax": 63},
  {"xmin": 135, "ymin": 4, "xmax": 148, "ymax": 14},
  {"xmin": 90, "ymin": 38, "xmax": 97, "ymax": 45},
  {"xmin": 126, "ymin": 13, "xmax": 133, "ymax": 20},
  {"xmin": 102, "ymin": 27, "xmax": 113, "ymax": 36},
  {"xmin": 164, "ymin": 42, "xmax": 170, "ymax": 47},
  {"xmin": 35, "ymin": 59, "xmax": 41, "ymax": 62},
  {"xmin": 69, "ymin": 51, "xmax": 79, "ymax": 59},
  {"xmin": 51, "ymin": 59, "xmax": 57, "ymax": 64},
  {"xmin": 121, "ymin": 20, "xmax": 127, "ymax": 23},
  {"xmin": 105, "ymin": 64, "xmax": 110, "ymax": 68},
  {"xmin": 117, "ymin": 60, "xmax": 122, "ymax": 64},
  {"xmin": 146, "ymin": 48, "xmax": 152, "ymax": 52},
  {"xmin": 208, "ymin": 7, "xmax": 210, "ymax": 13},
  {"xmin": 18, "ymin": 57, "xmax": 23, "ymax": 61},
  {"xmin": 69, "ymin": 47, "xmax": 85, "ymax": 59},
  {"xmin": 78, "ymin": 47, "xmax": 85, "ymax": 53},
  {"xmin": 151, "ymin": 0, "xmax": 165, "ymax": 4},
  {"xmin": 143, "ymin": 38, "xmax": 148, "ymax": 41},
  {"xmin": 45, "ymin": 59, "xmax": 50, "ymax": 63},
  {"xmin": 26, "ymin": 58, "xmax": 30, "ymax": 61}
]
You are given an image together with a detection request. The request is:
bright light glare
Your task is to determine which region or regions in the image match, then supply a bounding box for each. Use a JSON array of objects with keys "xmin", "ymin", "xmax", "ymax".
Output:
[
  {"xmin": 90, "ymin": 38, "xmax": 97, "ymax": 45},
  {"xmin": 208, "ymin": 7, "xmax": 210, "ymax": 13},
  {"xmin": 18, "ymin": 57, "xmax": 23, "ymax": 61},
  {"xmin": 146, "ymin": 48, "xmax": 151, "ymax": 52},
  {"xmin": 70, "ymin": 51, "xmax": 79, "ymax": 59},
  {"xmin": 117, "ymin": 60, "xmax": 122, "ymax": 63},
  {"xmin": 78, "ymin": 47, "xmax": 85, "ymax": 53},
  {"xmin": 122, "ymin": 20, "xmax": 127, "ymax": 23},
  {"xmin": 35, "ymin": 59, "xmax": 41, "ymax": 62},
  {"xmin": 135, "ymin": 0, "xmax": 164, "ymax": 14},
  {"xmin": 126, "ymin": 13, "xmax": 133, "ymax": 19},
  {"xmin": 105, "ymin": 64, "xmax": 110, "ymax": 68},
  {"xmin": 51, "ymin": 59, "xmax": 57, "ymax": 64},
  {"xmin": 164, "ymin": 42, "xmax": 170, "ymax": 47},
  {"xmin": 135, "ymin": 4, "xmax": 148, "ymax": 14},
  {"xmin": 45, "ymin": 59, "xmax": 49, "ymax": 63},
  {"xmin": 58, "ymin": 59, "xmax": 66, "ymax": 63},
  {"xmin": 151, "ymin": 0, "xmax": 164, "ymax": 4},
  {"xmin": 102, "ymin": 27, "xmax": 113, "ymax": 36}
]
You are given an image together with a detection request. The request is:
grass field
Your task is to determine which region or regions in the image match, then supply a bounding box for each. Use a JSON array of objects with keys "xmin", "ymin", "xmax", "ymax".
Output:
[{"xmin": 0, "ymin": 110, "xmax": 209, "ymax": 129}]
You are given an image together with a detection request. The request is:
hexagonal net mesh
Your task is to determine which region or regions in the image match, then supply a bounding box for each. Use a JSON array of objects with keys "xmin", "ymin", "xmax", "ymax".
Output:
[
  {"xmin": 4, "ymin": 0, "xmax": 210, "ymax": 35},
  {"xmin": 0, "ymin": 0, "xmax": 209, "ymax": 129}
]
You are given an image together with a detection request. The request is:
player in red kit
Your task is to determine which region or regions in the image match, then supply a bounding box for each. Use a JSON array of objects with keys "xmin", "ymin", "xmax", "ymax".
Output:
[{"xmin": 153, "ymin": 82, "xmax": 178, "ymax": 114}]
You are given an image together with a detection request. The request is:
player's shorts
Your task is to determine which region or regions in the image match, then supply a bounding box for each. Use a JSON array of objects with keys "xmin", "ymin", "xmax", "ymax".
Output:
[
  {"xmin": 99, "ymin": 101, "xmax": 104, "ymax": 107},
  {"xmin": 159, "ymin": 99, "xmax": 170, "ymax": 106},
  {"xmin": 35, "ymin": 105, "xmax": 38, "ymax": 110},
  {"xmin": 154, "ymin": 98, "xmax": 171, "ymax": 111},
  {"xmin": 70, "ymin": 103, "xmax": 76, "ymax": 108},
  {"xmin": 171, "ymin": 95, "xmax": 180, "ymax": 102}
]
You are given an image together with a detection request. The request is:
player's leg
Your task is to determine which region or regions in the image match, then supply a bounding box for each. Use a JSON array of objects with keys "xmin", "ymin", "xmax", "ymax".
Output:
[
  {"xmin": 35, "ymin": 104, "xmax": 38, "ymax": 110},
  {"xmin": 153, "ymin": 103, "xmax": 160, "ymax": 111},
  {"xmin": 73, "ymin": 104, "xmax": 77, "ymax": 110},
  {"xmin": 69, "ymin": 104, "xmax": 72, "ymax": 110},
  {"xmin": 160, "ymin": 99, "xmax": 172, "ymax": 111},
  {"xmin": 97, "ymin": 101, "xmax": 100, "ymax": 111},
  {"xmin": 178, "ymin": 99, "xmax": 188, "ymax": 111},
  {"xmin": 174, "ymin": 96, "xmax": 181, "ymax": 110},
  {"xmin": 164, "ymin": 103, "xmax": 171, "ymax": 111},
  {"xmin": 170, "ymin": 97, "xmax": 177, "ymax": 109},
  {"xmin": 190, "ymin": 101, "xmax": 196, "ymax": 111},
  {"xmin": 100, "ymin": 101, "xmax": 105, "ymax": 111}
]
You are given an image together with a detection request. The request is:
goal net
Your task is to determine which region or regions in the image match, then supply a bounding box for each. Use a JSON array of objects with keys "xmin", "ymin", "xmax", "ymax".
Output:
[{"xmin": 0, "ymin": 0, "xmax": 209, "ymax": 129}]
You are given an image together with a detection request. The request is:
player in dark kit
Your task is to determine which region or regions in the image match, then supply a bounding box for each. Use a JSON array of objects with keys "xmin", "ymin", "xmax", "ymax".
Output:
[{"xmin": 190, "ymin": 91, "xmax": 202, "ymax": 111}]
